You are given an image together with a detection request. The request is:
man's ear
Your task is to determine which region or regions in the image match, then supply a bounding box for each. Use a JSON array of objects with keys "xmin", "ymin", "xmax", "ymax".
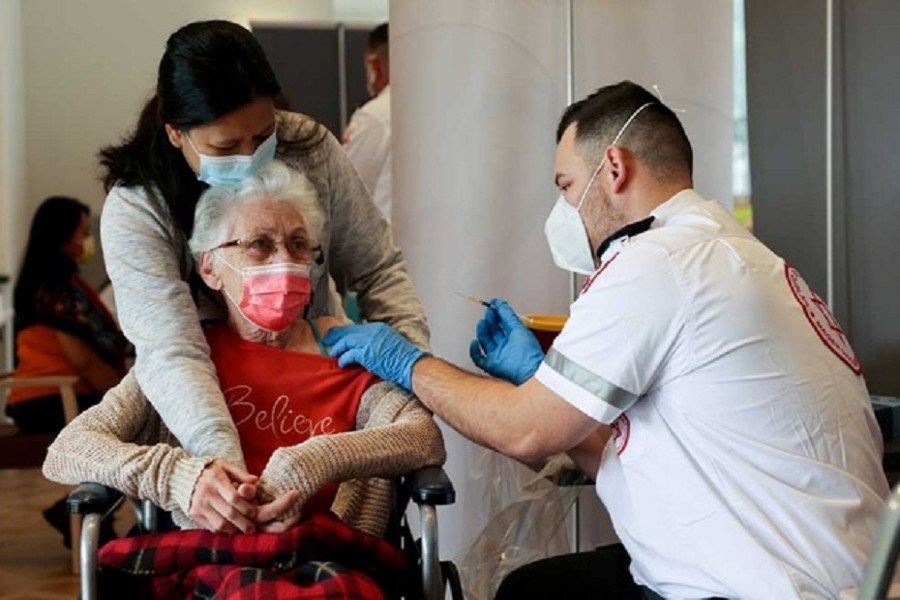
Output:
[
  {"xmin": 605, "ymin": 146, "xmax": 629, "ymax": 194},
  {"xmin": 366, "ymin": 53, "xmax": 388, "ymax": 92},
  {"xmin": 198, "ymin": 252, "xmax": 223, "ymax": 290},
  {"xmin": 164, "ymin": 124, "xmax": 185, "ymax": 149},
  {"xmin": 375, "ymin": 55, "xmax": 389, "ymax": 81}
]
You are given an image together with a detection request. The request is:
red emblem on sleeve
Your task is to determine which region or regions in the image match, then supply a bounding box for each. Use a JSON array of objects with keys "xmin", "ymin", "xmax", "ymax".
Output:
[
  {"xmin": 611, "ymin": 413, "xmax": 631, "ymax": 456},
  {"xmin": 580, "ymin": 254, "xmax": 620, "ymax": 296},
  {"xmin": 785, "ymin": 264, "xmax": 861, "ymax": 374}
]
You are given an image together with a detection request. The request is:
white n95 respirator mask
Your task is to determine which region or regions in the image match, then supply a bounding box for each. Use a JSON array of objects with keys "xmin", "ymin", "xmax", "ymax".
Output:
[
  {"xmin": 544, "ymin": 190, "xmax": 599, "ymax": 276},
  {"xmin": 544, "ymin": 155, "xmax": 604, "ymax": 275}
]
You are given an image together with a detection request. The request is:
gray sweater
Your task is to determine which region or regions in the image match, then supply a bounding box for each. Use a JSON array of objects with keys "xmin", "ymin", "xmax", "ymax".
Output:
[{"xmin": 100, "ymin": 111, "xmax": 430, "ymax": 468}]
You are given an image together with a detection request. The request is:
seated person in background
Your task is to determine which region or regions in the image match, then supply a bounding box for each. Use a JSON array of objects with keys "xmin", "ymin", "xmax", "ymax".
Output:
[
  {"xmin": 43, "ymin": 163, "xmax": 445, "ymax": 595},
  {"xmin": 9, "ymin": 196, "xmax": 125, "ymax": 548},
  {"xmin": 7, "ymin": 196, "xmax": 126, "ymax": 434}
]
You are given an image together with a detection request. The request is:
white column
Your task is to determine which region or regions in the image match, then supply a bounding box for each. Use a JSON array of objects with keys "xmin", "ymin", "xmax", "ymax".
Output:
[
  {"xmin": 0, "ymin": 0, "xmax": 25, "ymax": 409},
  {"xmin": 391, "ymin": 0, "xmax": 733, "ymax": 583},
  {"xmin": 391, "ymin": 0, "xmax": 572, "ymax": 564},
  {"xmin": 1, "ymin": 0, "xmax": 26, "ymax": 276}
]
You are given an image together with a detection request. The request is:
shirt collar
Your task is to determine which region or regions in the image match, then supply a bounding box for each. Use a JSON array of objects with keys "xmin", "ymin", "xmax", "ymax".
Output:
[
  {"xmin": 649, "ymin": 188, "xmax": 703, "ymax": 222},
  {"xmin": 596, "ymin": 216, "xmax": 655, "ymax": 262},
  {"xmin": 595, "ymin": 188, "xmax": 703, "ymax": 262}
]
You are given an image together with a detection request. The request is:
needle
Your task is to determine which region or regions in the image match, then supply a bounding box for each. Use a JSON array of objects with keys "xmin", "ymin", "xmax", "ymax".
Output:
[
  {"xmin": 454, "ymin": 291, "xmax": 490, "ymax": 307},
  {"xmin": 455, "ymin": 292, "xmax": 531, "ymax": 324}
]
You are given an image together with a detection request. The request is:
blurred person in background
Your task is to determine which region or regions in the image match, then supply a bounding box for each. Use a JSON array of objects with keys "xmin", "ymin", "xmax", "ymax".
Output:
[
  {"xmin": 8, "ymin": 196, "xmax": 125, "ymax": 433},
  {"xmin": 343, "ymin": 22, "xmax": 392, "ymax": 222},
  {"xmin": 9, "ymin": 195, "xmax": 125, "ymax": 547}
]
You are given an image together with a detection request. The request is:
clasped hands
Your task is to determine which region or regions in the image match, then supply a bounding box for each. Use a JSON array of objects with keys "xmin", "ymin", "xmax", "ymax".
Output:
[{"xmin": 188, "ymin": 459, "xmax": 302, "ymax": 535}]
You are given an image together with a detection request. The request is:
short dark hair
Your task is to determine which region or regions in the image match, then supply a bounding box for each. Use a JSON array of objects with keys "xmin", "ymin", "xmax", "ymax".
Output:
[
  {"xmin": 367, "ymin": 23, "xmax": 388, "ymax": 56},
  {"xmin": 557, "ymin": 81, "xmax": 693, "ymax": 183}
]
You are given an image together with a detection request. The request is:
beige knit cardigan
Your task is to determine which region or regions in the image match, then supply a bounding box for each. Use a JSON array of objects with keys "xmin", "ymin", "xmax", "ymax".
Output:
[{"xmin": 43, "ymin": 370, "xmax": 446, "ymax": 538}]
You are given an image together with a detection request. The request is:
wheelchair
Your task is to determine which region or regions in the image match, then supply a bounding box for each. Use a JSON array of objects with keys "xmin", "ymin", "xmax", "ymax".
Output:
[
  {"xmin": 68, "ymin": 465, "xmax": 463, "ymax": 600},
  {"xmin": 855, "ymin": 484, "xmax": 900, "ymax": 600}
]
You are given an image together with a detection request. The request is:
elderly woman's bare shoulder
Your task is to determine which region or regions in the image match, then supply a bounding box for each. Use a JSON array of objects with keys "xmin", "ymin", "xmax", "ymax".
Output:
[{"xmin": 312, "ymin": 315, "xmax": 350, "ymax": 337}]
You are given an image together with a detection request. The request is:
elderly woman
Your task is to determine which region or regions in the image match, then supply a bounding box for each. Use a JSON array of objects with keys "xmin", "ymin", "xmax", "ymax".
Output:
[{"xmin": 43, "ymin": 163, "xmax": 444, "ymax": 593}]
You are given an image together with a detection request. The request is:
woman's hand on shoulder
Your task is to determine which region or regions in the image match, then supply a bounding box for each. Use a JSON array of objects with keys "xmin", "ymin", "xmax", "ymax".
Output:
[{"xmin": 189, "ymin": 459, "xmax": 259, "ymax": 534}]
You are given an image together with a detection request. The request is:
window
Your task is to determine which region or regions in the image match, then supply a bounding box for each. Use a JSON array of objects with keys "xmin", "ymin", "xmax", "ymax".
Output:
[{"xmin": 733, "ymin": 0, "xmax": 753, "ymax": 230}]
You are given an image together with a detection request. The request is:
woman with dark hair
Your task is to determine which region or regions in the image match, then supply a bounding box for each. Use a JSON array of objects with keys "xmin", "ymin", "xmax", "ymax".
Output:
[
  {"xmin": 7, "ymin": 196, "xmax": 126, "ymax": 433},
  {"xmin": 9, "ymin": 196, "xmax": 126, "ymax": 548},
  {"xmin": 98, "ymin": 20, "xmax": 429, "ymax": 532}
]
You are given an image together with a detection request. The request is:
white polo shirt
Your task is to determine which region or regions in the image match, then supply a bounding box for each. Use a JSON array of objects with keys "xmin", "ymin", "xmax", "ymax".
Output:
[
  {"xmin": 343, "ymin": 86, "xmax": 392, "ymax": 221},
  {"xmin": 535, "ymin": 189, "xmax": 889, "ymax": 599}
]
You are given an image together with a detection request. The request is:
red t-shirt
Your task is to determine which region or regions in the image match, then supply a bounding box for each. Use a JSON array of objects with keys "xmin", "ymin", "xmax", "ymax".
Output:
[{"xmin": 205, "ymin": 323, "xmax": 381, "ymax": 515}]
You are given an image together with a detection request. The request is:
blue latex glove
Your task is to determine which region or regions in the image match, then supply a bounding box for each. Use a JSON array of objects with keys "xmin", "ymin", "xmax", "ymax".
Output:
[
  {"xmin": 468, "ymin": 298, "xmax": 545, "ymax": 385},
  {"xmin": 324, "ymin": 322, "xmax": 427, "ymax": 392}
]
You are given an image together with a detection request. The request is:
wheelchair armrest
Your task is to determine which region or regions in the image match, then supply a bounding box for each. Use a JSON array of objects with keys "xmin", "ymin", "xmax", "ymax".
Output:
[
  {"xmin": 67, "ymin": 482, "xmax": 124, "ymax": 516},
  {"xmin": 407, "ymin": 465, "xmax": 456, "ymax": 506}
]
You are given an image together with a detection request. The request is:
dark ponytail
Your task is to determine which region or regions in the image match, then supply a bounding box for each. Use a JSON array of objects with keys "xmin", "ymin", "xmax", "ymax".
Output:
[{"xmin": 99, "ymin": 20, "xmax": 325, "ymax": 235}]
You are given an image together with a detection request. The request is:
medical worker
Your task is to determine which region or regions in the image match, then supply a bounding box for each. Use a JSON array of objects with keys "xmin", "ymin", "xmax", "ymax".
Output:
[
  {"xmin": 325, "ymin": 81, "xmax": 889, "ymax": 599},
  {"xmin": 342, "ymin": 22, "xmax": 393, "ymax": 222},
  {"xmin": 98, "ymin": 20, "xmax": 428, "ymax": 532}
]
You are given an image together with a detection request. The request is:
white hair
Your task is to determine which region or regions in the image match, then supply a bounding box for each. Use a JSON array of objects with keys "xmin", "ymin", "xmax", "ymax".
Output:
[{"xmin": 188, "ymin": 161, "xmax": 324, "ymax": 256}]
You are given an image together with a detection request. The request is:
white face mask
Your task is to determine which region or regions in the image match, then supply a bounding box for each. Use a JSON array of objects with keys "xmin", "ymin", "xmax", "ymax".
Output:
[
  {"xmin": 544, "ymin": 164, "xmax": 604, "ymax": 275},
  {"xmin": 186, "ymin": 129, "xmax": 277, "ymax": 186},
  {"xmin": 77, "ymin": 235, "xmax": 96, "ymax": 265},
  {"xmin": 544, "ymin": 101, "xmax": 655, "ymax": 274}
]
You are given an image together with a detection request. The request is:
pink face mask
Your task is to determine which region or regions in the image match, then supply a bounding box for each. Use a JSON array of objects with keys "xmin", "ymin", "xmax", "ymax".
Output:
[{"xmin": 220, "ymin": 260, "xmax": 312, "ymax": 332}]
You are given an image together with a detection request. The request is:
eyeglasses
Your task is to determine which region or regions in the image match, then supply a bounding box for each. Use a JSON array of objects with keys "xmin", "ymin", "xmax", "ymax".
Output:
[{"xmin": 211, "ymin": 235, "xmax": 324, "ymax": 264}]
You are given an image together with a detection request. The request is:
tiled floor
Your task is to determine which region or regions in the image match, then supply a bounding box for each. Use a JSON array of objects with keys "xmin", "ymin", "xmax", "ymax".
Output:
[{"xmin": 0, "ymin": 468, "xmax": 134, "ymax": 599}]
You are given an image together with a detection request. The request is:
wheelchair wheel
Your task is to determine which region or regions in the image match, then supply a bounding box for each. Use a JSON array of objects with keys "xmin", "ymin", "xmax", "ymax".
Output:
[{"xmin": 441, "ymin": 560, "xmax": 464, "ymax": 599}]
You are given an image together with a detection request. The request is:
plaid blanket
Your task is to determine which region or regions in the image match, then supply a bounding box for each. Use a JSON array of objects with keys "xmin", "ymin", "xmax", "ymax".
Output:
[{"xmin": 97, "ymin": 513, "xmax": 407, "ymax": 599}]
